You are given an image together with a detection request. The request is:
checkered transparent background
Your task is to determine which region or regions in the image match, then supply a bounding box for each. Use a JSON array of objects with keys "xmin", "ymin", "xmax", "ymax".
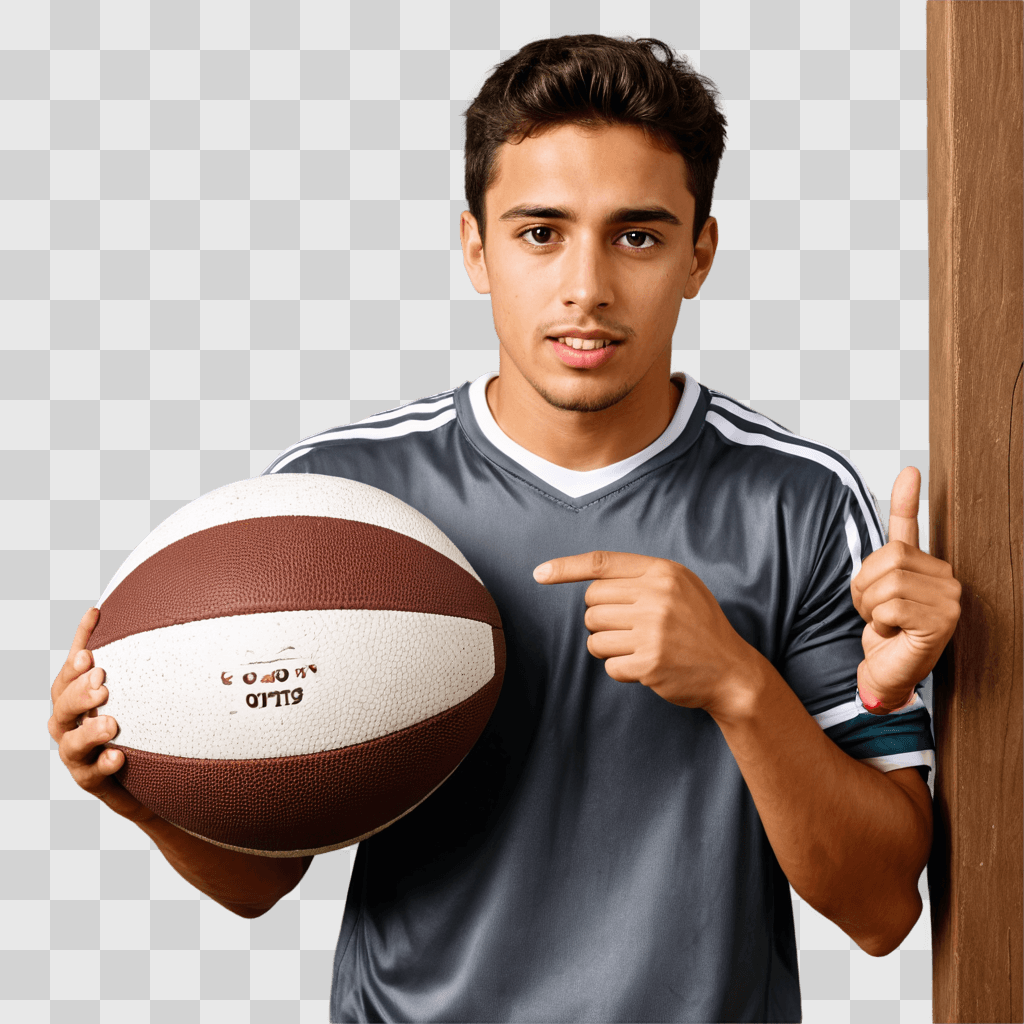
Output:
[{"xmin": 1, "ymin": 1, "xmax": 936, "ymax": 1021}]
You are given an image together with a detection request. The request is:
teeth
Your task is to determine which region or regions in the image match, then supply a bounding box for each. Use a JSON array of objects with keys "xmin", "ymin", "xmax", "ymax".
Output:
[{"xmin": 556, "ymin": 337, "xmax": 610, "ymax": 350}]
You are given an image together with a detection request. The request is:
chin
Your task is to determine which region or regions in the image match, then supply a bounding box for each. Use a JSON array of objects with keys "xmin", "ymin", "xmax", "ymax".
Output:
[{"xmin": 531, "ymin": 375, "xmax": 636, "ymax": 413}]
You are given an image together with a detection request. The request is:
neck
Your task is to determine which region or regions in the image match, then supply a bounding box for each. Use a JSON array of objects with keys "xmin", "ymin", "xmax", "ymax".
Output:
[{"xmin": 485, "ymin": 354, "xmax": 683, "ymax": 472}]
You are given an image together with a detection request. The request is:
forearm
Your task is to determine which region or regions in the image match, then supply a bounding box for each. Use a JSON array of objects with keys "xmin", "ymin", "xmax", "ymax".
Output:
[
  {"xmin": 135, "ymin": 813, "xmax": 312, "ymax": 918},
  {"xmin": 711, "ymin": 649, "xmax": 931, "ymax": 956}
]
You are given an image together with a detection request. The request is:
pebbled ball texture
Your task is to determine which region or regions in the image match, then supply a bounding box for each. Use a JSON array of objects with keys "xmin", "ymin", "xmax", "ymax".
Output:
[{"xmin": 87, "ymin": 474, "xmax": 504, "ymax": 857}]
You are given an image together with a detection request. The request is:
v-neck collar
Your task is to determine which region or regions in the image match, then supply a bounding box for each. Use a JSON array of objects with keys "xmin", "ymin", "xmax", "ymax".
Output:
[{"xmin": 456, "ymin": 371, "xmax": 705, "ymax": 504}]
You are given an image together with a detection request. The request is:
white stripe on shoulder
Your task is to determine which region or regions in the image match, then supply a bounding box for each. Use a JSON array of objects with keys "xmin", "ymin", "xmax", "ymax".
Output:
[
  {"xmin": 708, "ymin": 391, "xmax": 884, "ymax": 540},
  {"xmin": 267, "ymin": 447, "xmax": 314, "ymax": 474},
  {"xmin": 705, "ymin": 404, "xmax": 884, "ymax": 558},
  {"xmin": 708, "ymin": 394, "xmax": 797, "ymax": 436},
  {"xmin": 844, "ymin": 512, "xmax": 862, "ymax": 578},
  {"xmin": 264, "ymin": 395, "xmax": 456, "ymax": 473},
  {"xmin": 315, "ymin": 406, "xmax": 457, "ymax": 443},
  {"xmin": 350, "ymin": 392, "xmax": 456, "ymax": 428}
]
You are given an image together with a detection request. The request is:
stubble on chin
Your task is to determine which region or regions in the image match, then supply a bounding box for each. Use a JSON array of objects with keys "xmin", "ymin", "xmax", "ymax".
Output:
[{"xmin": 530, "ymin": 375, "xmax": 638, "ymax": 413}]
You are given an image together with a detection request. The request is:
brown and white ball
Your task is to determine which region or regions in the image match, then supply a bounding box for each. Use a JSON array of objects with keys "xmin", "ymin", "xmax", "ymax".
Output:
[{"xmin": 87, "ymin": 473, "xmax": 505, "ymax": 857}]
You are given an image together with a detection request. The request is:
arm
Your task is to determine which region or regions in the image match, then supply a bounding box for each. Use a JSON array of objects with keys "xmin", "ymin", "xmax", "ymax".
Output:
[
  {"xmin": 50, "ymin": 607, "xmax": 312, "ymax": 918},
  {"xmin": 535, "ymin": 465, "xmax": 955, "ymax": 957},
  {"xmin": 727, "ymin": 465, "xmax": 947, "ymax": 950},
  {"xmin": 710, "ymin": 650, "xmax": 931, "ymax": 956}
]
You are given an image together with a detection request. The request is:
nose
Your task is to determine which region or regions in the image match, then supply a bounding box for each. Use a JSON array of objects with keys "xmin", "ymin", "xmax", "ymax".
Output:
[{"xmin": 558, "ymin": 232, "xmax": 614, "ymax": 312}]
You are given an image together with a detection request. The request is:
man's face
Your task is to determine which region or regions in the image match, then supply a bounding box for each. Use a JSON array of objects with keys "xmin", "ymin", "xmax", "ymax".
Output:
[{"xmin": 461, "ymin": 122, "xmax": 717, "ymax": 413}]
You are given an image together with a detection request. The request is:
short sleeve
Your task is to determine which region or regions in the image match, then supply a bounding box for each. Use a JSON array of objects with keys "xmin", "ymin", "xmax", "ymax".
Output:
[
  {"xmin": 262, "ymin": 445, "xmax": 321, "ymax": 477},
  {"xmin": 777, "ymin": 470, "xmax": 935, "ymax": 782}
]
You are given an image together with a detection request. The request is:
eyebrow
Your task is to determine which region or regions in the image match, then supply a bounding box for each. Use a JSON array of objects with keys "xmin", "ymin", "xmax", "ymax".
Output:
[{"xmin": 498, "ymin": 205, "xmax": 682, "ymax": 227}]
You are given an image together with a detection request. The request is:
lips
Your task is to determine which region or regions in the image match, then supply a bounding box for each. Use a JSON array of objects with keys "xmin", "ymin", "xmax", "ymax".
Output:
[
  {"xmin": 549, "ymin": 335, "xmax": 617, "ymax": 351},
  {"xmin": 548, "ymin": 337, "xmax": 619, "ymax": 369}
]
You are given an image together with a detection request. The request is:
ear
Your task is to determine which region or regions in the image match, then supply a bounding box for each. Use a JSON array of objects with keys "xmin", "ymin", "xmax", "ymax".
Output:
[
  {"xmin": 682, "ymin": 215, "xmax": 719, "ymax": 300},
  {"xmin": 460, "ymin": 211, "xmax": 491, "ymax": 295}
]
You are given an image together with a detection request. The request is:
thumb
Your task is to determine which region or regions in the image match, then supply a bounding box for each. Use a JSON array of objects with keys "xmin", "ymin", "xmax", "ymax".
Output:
[{"xmin": 888, "ymin": 465, "xmax": 921, "ymax": 548}]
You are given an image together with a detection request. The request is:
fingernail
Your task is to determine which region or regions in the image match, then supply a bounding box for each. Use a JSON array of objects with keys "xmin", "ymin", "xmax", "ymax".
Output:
[{"xmin": 533, "ymin": 563, "xmax": 552, "ymax": 582}]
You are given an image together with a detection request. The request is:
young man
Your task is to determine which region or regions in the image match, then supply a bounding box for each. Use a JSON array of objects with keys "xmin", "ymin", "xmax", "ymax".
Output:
[{"xmin": 50, "ymin": 36, "xmax": 959, "ymax": 1022}]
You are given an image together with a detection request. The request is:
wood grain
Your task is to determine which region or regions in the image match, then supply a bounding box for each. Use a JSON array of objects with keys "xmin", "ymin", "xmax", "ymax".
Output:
[{"xmin": 926, "ymin": 3, "xmax": 1023, "ymax": 1022}]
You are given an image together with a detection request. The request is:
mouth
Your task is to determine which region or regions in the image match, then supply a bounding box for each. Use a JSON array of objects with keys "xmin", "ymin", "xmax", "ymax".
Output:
[
  {"xmin": 547, "ymin": 336, "xmax": 619, "ymax": 351},
  {"xmin": 547, "ymin": 336, "xmax": 620, "ymax": 369}
]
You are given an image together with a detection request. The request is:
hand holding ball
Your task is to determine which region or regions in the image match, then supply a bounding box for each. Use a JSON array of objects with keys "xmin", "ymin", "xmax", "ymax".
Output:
[{"xmin": 87, "ymin": 474, "xmax": 504, "ymax": 857}]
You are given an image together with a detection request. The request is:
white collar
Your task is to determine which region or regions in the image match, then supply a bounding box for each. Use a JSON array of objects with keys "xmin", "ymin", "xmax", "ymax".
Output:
[{"xmin": 466, "ymin": 372, "xmax": 699, "ymax": 499}]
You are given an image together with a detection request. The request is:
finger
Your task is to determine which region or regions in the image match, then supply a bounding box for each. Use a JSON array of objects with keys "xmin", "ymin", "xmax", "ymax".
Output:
[
  {"xmin": 856, "ymin": 569, "xmax": 955, "ymax": 624},
  {"xmin": 888, "ymin": 466, "xmax": 921, "ymax": 549},
  {"xmin": 51, "ymin": 669, "xmax": 107, "ymax": 736},
  {"xmin": 587, "ymin": 629, "xmax": 636, "ymax": 660},
  {"xmin": 868, "ymin": 596, "xmax": 960, "ymax": 641},
  {"xmin": 865, "ymin": 619, "xmax": 901, "ymax": 640},
  {"xmin": 93, "ymin": 746, "xmax": 125, "ymax": 776},
  {"xmin": 583, "ymin": 603, "xmax": 635, "ymax": 633},
  {"xmin": 63, "ymin": 741, "xmax": 125, "ymax": 796},
  {"xmin": 56, "ymin": 719, "xmax": 134, "ymax": 803},
  {"xmin": 863, "ymin": 572, "xmax": 960, "ymax": 627},
  {"xmin": 52, "ymin": 606, "xmax": 100, "ymax": 701},
  {"xmin": 867, "ymin": 597, "xmax": 942, "ymax": 637},
  {"xmin": 534, "ymin": 550, "xmax": 652, "ymax": 584},
  {"xmin": 603, "ymin": 654, "xmax": 643, "ymax": 683},
  {"xmin": 583, "ymin": 579, "xmax": 639, "ymax": 607},
  {"xmin": 59, "ymin": 712, "xmax": 118, "ymax": 774},
  {"xmin": 851, "ymin": 544, "xmax": 952, "ymax": 610},
  {"xmin": 68, "ymin": 605, "xmax": 99, "ymax": 658}
]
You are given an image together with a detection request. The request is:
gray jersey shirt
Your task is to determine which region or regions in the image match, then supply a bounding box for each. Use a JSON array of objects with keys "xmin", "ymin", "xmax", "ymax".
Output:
[{"xmin": 264, "ymin": 373, "xmax": 935, "ymax": 1023}]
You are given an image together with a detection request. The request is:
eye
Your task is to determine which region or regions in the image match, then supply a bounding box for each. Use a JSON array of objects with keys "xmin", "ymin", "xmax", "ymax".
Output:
[
  {"xmin": 520, "ymin": 225, "xmax": 561, "ymax": 244},
  {"xmin": 516, "ymin": 227, "xmax": 659, "ymax": 250},
  {"xmin": 614, "ymin": 232, "xmax": 655, "ymax": 249}
]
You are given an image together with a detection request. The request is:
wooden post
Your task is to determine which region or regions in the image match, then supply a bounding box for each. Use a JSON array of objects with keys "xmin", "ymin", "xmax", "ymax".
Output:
[{"xmin": 926, "ymin": 2, "xmax": 1023, "ymax": 1022}]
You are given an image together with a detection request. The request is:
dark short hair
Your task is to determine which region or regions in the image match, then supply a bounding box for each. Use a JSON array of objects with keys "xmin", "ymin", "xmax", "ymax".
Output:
[{"xmin": 463, "ymin": 34, "xmax": 728, "ymax": 249}]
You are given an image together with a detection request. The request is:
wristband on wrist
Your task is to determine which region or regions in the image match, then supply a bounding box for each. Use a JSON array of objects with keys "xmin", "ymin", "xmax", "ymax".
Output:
[{"xmin": 859, "ymin": 686, "xmax": 918, "ymax": 714}]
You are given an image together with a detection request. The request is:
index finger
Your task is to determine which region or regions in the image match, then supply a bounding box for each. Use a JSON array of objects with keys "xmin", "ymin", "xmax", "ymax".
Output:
[
  {"xmin": 52, "ymin": 607, "xmax": 100, "ymax": 698},
  {"xmin": 533, "ymin": 550, "xmax": 653, "ymax": 584}
]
